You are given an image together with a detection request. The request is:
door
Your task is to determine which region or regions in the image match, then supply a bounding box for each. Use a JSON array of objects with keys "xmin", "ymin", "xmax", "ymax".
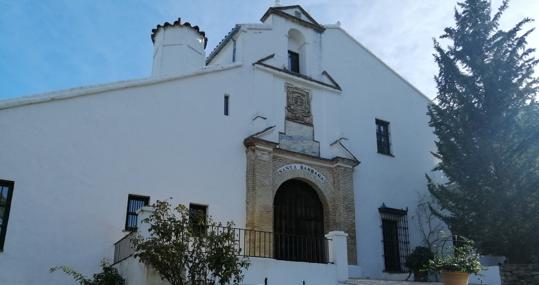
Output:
[{"xmin": 273, "ymin": 179, "xmax": 325, "ymax": 262}]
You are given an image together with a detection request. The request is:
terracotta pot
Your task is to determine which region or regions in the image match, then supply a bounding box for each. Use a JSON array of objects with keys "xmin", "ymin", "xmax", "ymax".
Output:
[
  {"xmin": 441, "ymin": 271, "xmax": 469, "ymax": 285},
  {"xmin": 413, "ymin": 270, "xmax": 428, "ymax": 281}
]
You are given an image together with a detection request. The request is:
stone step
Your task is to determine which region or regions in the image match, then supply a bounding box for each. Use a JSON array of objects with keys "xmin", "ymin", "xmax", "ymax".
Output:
[{"xmin": 344, "ymin": 279, "xmax": 442, "ymax": 285}]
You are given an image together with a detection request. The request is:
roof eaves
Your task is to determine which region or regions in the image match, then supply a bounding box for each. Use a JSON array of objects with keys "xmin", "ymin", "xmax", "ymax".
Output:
[
  {"xmin": 260, "ymin": 6, "xmax": 325, "ymax": 32},
  {"xmin": 151, "ymin": 18, "xmax": 208, "ymax": 49},
  {"xmin": 206, "ymin": 25, "xmax": 241, "ymax": 65},
  {"xmin": 0, "ymin": 63, "xmax": 243, "ymax": 111},
  {"xmin": 253, "ymin": 60, "xmax": 341, "ymax": 91}
]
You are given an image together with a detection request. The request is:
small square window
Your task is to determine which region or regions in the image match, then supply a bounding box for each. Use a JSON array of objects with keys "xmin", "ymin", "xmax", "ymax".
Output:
[
  {"xmin": 288, "ymin": 50, "xmax": 300, "ymax": 73},
  {"xmin": 0, "ymin": 180, "xmax": 14, "ymax": 251},
  {"xmin": 376, "ymin": 119, "xmax": 392, "ymax": 156},
  {"xmin": 125, "ymin": 195, "xmax": 150, "ymax": 231}
]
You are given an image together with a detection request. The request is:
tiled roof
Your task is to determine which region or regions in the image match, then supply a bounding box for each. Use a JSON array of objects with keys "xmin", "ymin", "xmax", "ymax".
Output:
[
  {"xmin": 206, "ymin": 25, "xmax": 241, "ymax": 65},
  {"xmin": 151, "ymin": 18, "xmax": 208, "ymax": 49}
]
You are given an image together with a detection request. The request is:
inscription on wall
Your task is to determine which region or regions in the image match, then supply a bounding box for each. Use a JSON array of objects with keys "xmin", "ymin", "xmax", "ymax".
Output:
[{"xmin": 276, "ymin": 164, "xmax": 327, "ymax": 183}]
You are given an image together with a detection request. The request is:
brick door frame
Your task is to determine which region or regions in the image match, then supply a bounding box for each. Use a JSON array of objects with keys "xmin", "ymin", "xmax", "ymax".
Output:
[{"xmin": 244, "ymin": 137, "xmax": 359, "ymax": 264}]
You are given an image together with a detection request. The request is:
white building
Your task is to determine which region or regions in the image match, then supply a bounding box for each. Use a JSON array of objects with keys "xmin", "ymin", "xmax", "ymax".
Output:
[{"xmin": 0, "ymin": 5, "xmax": 440, "ymax": 285}]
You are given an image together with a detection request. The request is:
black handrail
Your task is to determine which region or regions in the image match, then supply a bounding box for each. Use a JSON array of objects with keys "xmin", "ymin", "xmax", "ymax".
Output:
[{"xmin": 113, "ymin": 226, "xmax": 328, "ymax": 264}]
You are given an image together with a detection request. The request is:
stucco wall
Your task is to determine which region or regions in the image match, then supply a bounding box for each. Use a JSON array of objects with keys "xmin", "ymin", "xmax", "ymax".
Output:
[
  {"xmin": 0, "ymin": 67, "xmax": 254, "ymax": 284},
  {"xmin": 0, "ymin": 7, "xmax": 439, "ymax": 284}
]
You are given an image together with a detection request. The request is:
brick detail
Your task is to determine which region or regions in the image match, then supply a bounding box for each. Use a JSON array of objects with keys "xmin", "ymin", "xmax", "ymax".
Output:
[{"xmin": 245, "ymin": 139, "xmax": 358, "ymax": 264}]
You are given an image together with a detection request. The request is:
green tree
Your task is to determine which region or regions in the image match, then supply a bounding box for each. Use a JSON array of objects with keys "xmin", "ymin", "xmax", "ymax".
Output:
[
  {"xmin": 50, "ymin": 259, "xmax": 124, "ymax": 285},
  {"xmin": 427, "ymin": 0, "xmax": 539, "ymax": 263},
  {"xmin": 131, "ymin": 200, "xmax": 249, "ymax": 285}
]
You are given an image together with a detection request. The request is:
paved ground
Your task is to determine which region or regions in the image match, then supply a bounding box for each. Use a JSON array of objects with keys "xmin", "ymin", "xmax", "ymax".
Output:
[{"xmin": 344, "ymin": 279, "xmax": 442, "ymax": 285}]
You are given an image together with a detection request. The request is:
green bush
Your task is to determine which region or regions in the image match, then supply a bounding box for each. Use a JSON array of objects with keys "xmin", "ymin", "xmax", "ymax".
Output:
[
  {"xmin": 50, "ymin": 259, "xmax": 124, "ymax": 285},
  {"xmin": 406, "ymin": 246, "xmax": 434, "ymax": 272},
  {"xmin": 427, "ymin": 237, "xmax": 481, "ymax": 274}
]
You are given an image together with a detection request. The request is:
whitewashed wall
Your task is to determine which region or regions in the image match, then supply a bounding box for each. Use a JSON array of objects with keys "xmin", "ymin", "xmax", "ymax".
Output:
[
  {"xmin": 0, "ymin": 66, "xmax": 256, "ymax": 285},
  {"xmin": 0, "ymin": 7, "xmax": 439, "ymax": 284}
]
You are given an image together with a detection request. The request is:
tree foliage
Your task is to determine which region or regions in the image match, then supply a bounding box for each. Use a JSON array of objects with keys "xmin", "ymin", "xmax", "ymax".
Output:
[
  {"xmin": 131, "ymin": 200, "xmax": 250, "ymax": 285},
  {"xmin": 50, "ymin": 259, "xmax": 124, "ymax": 285},
  {"xmin": 428, "ymin": 0, "xmax": 539, "ymax": 263}
]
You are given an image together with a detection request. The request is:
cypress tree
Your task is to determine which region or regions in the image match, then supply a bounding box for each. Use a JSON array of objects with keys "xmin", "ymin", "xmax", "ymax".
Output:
[{"xmin": 427, "ymin": 0, "xmax": 539, "ymax": 263}]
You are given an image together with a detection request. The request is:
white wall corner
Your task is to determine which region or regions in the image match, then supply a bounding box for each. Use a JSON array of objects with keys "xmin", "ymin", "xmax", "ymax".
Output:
[{"xmin": 325, "ymin": 231, "xmax": 349, "ymax": 282}]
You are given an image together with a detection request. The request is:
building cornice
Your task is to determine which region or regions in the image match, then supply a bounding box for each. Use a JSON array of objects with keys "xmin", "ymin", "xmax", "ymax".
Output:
[
  {"xmin": 253, "ymin": 63, "xmax": 342, "ymax": 93},
  {"xmin": 243, "ymin": 137, "xmax": 359, "ymax": 168},
  {"xmin": 260, "ymin": 5, "xmax": 325, "ymax": 33},
  {"xmin": 0, "ymin": 63, "xmax": 243, "ymax": 111}
]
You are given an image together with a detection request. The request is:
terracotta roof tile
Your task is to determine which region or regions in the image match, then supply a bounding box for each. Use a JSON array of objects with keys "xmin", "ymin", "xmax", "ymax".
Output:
[{"xmin": 151, "ymin": 18, "xmax": 208, "ymax": 48}]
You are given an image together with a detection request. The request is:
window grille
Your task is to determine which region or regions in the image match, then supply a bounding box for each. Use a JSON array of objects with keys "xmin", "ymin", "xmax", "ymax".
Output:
[
  {"xmin": 125, "ymin": 195, "xmax": 149, "ymax": 231},
  {"xmin": 376, "ymin": 119, "xmax": 392, "ymax": 155},
  {"xmin": 379, "ymin": 205, "xmax": 410, "ymax": 272}
]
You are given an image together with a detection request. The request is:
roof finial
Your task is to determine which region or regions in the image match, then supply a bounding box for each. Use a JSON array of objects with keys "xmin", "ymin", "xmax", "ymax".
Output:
[{"xmin": 274, "ymin": 0, "xmax": 281, "ymax": 7}]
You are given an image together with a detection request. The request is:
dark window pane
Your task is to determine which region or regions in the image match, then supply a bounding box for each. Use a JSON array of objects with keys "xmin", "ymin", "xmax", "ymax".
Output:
[
  {"xmin": 288, "ymin": 50, "xmax": 300, "ymax": 73},
  {"xmin": 189, "ymin": 204, "xmax": 207, "ymax": 234},
  {"xmin": 376, "ymin": 119, "xmax": 391, "ymax": 155},
  {"xmin": 224, "ymin": 95, "xmax": 230, "ymax": 116},
  {"xmin": 0, "ymin": 180, "xmax": 14, "ymax": 251}
]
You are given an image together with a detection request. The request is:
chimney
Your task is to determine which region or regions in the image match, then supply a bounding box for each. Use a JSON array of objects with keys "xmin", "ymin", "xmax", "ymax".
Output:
[{"xmin": 151, "ymin": 18, "xmax": 208, "ymax": 77}]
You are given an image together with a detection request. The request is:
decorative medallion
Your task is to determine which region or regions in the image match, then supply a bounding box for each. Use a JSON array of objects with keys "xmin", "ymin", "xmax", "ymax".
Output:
[{"xmin": 286, "ymin": 84, "xmax": 312, "ymax": 125}]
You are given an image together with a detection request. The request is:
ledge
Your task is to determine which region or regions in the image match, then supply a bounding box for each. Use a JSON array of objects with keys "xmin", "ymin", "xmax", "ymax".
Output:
[
  {"xmin": 253, "ymin": 63, "xmax": 342, "ymax": 93},
  {"xmin": 0, "ymin": 63, "xmax": 243, "ymax": 111},
  {"xmin": 244, "ymin": 137, "xmax": 359, "ymax": 168}
]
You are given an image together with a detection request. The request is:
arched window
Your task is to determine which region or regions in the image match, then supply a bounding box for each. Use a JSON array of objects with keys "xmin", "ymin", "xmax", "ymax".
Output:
[{"xmin": 287, "ymin": 29, "xmax": 305, "ymax": 74}]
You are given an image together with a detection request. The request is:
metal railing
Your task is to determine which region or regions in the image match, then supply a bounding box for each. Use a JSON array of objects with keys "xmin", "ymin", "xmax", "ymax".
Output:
[{"xmin": 113, "ymin": 226, "xmax": 328, "ymax": 265}]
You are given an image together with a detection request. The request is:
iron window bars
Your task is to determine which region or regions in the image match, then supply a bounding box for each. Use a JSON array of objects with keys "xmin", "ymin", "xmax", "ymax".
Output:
[{"xmin": 379, "ymin": 205, "xmax": 410, "ymax": 272}]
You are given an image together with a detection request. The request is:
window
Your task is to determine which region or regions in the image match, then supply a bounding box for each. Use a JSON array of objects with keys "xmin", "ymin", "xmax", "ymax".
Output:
[
  {"xmin": 379, "ymin": 206, "xmax": 410, "ymax": 272},
  {"xmin": 224, "ymin": 95, "xmax": 230, "ymax": 116},
  {"xmin": 125, "ymin": 195, "xmax": 149, "ymax": 231},
  {"xmin": 0, "ymin": 180, "xmax": 14, "ymax": 251},
  {"xmin": 232, "ymin": 39, "xmax": 237, "ymax": 62},
  {"xmin": 288, "ymin": 50, "xmax": 300, "ymax": 73},
  {"xmin": 376, "ymin": 119, "xmax": 392, "ymax": 155},
  {"xmin": 189, "ymin": 203, "xmax": 207, "ymax": 233}
]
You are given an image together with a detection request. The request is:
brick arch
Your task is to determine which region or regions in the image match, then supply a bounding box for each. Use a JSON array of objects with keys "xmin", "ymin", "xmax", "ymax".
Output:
[
  {"xmin": 273, "ymin": 168, "xmax": 333, "ymax": 211},
  {"xmin": 244, "ymin": 138, "xmax": 358, "ymax": 264}
]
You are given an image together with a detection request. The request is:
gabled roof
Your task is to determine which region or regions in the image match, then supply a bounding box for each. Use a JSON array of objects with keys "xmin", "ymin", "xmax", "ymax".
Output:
[{"xmin": 260, "ymin": 5, "xmax": 325, "ymax": 32}]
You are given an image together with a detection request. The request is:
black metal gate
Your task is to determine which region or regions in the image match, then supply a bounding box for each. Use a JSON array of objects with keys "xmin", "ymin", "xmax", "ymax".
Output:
[{"xmin": 273, "ymin": 179, "xmax": 326, "ymax": 263}]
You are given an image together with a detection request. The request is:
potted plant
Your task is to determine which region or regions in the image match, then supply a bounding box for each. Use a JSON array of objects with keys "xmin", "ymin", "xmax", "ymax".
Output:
[
  {"xmin": 427, "ymin": 237, "xmax": 481, "ymax": 285},
  {"xmin": 406, "ymin": 246, "xmax": 434, "ymax": 281}
]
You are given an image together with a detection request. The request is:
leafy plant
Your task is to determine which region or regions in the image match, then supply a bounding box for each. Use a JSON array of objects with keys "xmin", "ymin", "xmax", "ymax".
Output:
[
  {"xmin": 427, "ymin": 237, "xmax": 481, "ymax": 274},
  {"xmin": 406, "ymin": 246, "xmax": 435, "ymax": 272},
  {"xmin": 50, "ymin": 259, "xmax": 124, "ymax": 285},
  {"xmin": 131, "ymin": 200, "xmax": 250, "ymax": 285}
]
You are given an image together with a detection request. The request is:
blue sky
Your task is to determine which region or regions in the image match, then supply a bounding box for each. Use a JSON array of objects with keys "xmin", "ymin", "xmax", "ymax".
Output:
[{"xmin": 1, "ymin": 0, "xmax": 538, "ymax": 100}]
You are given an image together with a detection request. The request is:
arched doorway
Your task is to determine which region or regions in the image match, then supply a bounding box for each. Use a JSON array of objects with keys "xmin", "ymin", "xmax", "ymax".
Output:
[{"xmin": 273, "ymin": 179, "xmax": 326, "ymax": 262}]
